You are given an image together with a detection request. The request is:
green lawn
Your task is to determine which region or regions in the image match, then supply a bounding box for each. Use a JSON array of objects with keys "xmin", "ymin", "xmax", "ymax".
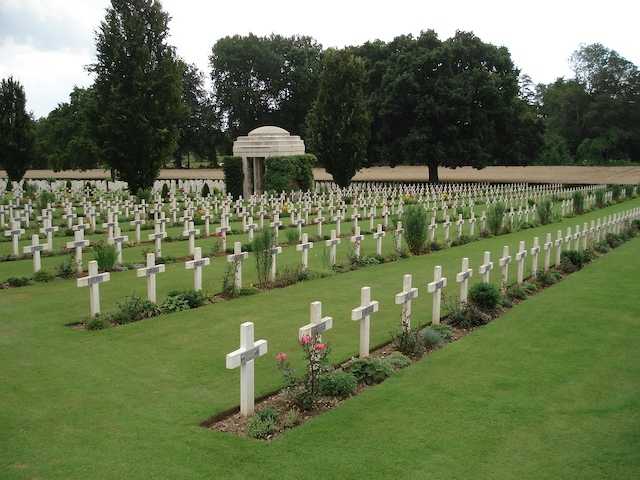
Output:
[{"xmin": 1, "ymin": 202, "xmax": 639, "ymax": 479}]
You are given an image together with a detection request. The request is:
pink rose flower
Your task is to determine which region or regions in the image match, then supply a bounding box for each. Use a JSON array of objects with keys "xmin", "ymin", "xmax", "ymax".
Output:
[
  {"xmin": 275, "ymin": 352, "xmax": 288, "ymax": 362},
  {"xmin": 314, "ymin": 343, "xmax": 327, "ymax": 351},
  {"xmin": 300, "ymin": 335, "xmax": 311, "ymax": 345}
]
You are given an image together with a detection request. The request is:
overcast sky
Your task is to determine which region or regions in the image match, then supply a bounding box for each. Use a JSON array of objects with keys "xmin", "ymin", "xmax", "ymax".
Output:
[{"xmin": 0, "ymin": 0, "xmax": 638, "ymax": 118}]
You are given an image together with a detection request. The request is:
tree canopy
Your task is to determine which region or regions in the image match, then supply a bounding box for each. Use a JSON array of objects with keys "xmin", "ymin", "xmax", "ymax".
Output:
[
  {"xmin": 90, "ymin": 0, "xmax": 185, "ymax": 193},
  {"xmin": 0, "ymin": 76, "xmax": 33, "ymax": 183}
]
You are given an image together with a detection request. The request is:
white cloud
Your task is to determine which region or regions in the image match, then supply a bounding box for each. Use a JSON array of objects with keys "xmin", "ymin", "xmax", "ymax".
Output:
[{"xmin": 0, "ymin": 0, "xmax": 638, "ymax": 118}]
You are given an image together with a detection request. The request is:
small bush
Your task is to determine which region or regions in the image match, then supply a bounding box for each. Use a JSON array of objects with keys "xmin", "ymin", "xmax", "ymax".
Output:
[
  {"xmin": 32, "ymin": 270, "xmax": 53, "ymax": 283},
  {"xmin": 560, "ymin": 250, "xmax": 584, "ymax": 273},
  {"xmin": 109, "ymin": 294, "xmax": 159, "ymax": 325},
  {"xmin": 468, "ymin": 283, "xmax": 501, "ymax": 312},
  {"xmin": 537, "ymin": 199, "xmax": 554, "ymax": 225},
  {"xmin": 446, "ymin": 299, "xmax": 491, "ymax": 329},
  {"xmin": 594, "ymin": 241, "xmax": 610, "ymax": 254},
  {"xmin": 572, "ymin": 191, "xmax": 585, "ymax": 215},
  {"xmin": 595, "ymin": 189, "xmax": 606, "ymax": 208},
  {"xmin": 392, "ymin": 328, "xmax": 425, "ymax": 358},
  {"xmin": 247, "ymin": 408, "xmax": 278, "ymax": 440},
  {"xmin": 486, "ymin": 202, "xmax": 506, "ymax": 235},
  {"xmin": 384, "ymin": 352, "xmax": 411, "ymax": 369},
  {"xmin": 7, "ymin": 276, "xmax": 31, "ymax": 287},
  {"xmin": 56, "ymin": 255, "xmax": 76, "ymax": 278},
  {"xmin": 285, "ymin": 228, "xmax": 298, "ymax": 245},
  {"xmin": 429, "ymin": 323, "xmax": 453, "ymax": 341},
  {"xmin": 536, "ymin": 270, "xmax": 561, "ymax": 287},
  {"xmin": 506, "ymin": 282, "xmax": 536, "ymax": 301},
  {"xmin": 610, "ymin": 184, "xmax": 622, "ymax": 202},
  {"xmin": 605, "ymin": 233, "xmax": 623, "ymax": 248},
  {"xmin": 93, "ymin": 242, "xmax": 117, "ymax": 271},
  {"xmin": 422, "ymin": 327, "xmax": 444, "ymax": 348},
  {"xmin": 282, "ymin": 409, "xmax": 301, "ymax": 429},
  {"xmin": 349, "ymin": 357, "xmax": 395, "ymax": 385},
  {"xmin": 86, "ymin": 314, "xmax": 108, "ymax": 330},
  {"xmin": 318, "ymin": 371, "xmax": 358, "ymax": 398},
  {"xmin": 402, "ymin": 205, "xmax": 428, "ymax": 255}
]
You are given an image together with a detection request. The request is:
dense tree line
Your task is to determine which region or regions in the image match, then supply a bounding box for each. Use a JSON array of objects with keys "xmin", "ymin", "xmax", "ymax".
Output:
[{"xmin": 2, "ymin": 0, "xmax": 639, "ymax": 187}]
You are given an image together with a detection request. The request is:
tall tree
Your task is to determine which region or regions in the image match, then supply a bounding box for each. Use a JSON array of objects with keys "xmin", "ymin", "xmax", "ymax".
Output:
[
  {"xmin": 174, "ymin": 61, "xmax": 219, "ymax": 168},
  {"xmin": 90, "ymin": 0, "xmax": 184, "ymax": 193},
  {"xmin": 34, "ymin": 87, "xmax": 101, "ymax": 171},
  {"xmin": 0, "ymin": 76, "xmax": 33, "ymax": 182},
  {"xmin": 210, "ymin": 34, "xmax": 322, "ymax": 138},
  {"xmin": 375, "ymin": 31, "xmax": 531, "ymax": 182},
  {"xmin": 306, "ymin": 49, "xmax": 371, "ymax": 187}
]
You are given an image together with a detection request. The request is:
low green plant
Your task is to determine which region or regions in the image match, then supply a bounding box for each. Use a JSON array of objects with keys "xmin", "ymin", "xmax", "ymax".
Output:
[
  {"xmin": 33, "ymin": 270, "xmax": 54, "ymax": 283},
  {"xmin": 56, "ymin": 255, "xmax": 76, "ymax": 278},
  {"xmin": 595, "ymin": 189, "xmax": 606, "ymax": 208},
  {"xmin": 572, "ymin": 191, "xmax": 585, "ymax": 215},
  {"xmin": 486, "ymin": 202, "xmax": 506, "ymax": 235},
  {"xmin": 318, "ymin": 371, "xmax": 358, "ymax": 398},
  {"xmin": 384, "ymin": 352, "xmax": 411, "ymax": 369},
  {"xmin": 247, "ymin": 408, "xmax": 278, "ymax": 440},
  {"xmin": 536, "ymin": 199, "xmax": 554, "ymax": 225},
  {"xmin": 468, "ymin": 282, "xmax": 501, "ymax": 312},
  {"xmin": 422, "ymin": 327, "xmax": 444, "ymax": 348},
  {"xmin": 402, "ymin": 205, "xmax": 428, "ymax": 255},
  {"xmin": 349, "ymin": 357, "xmax": 395, "ymax": 385},
  {"xmin": 429, "ymin": 323, "xmax": 453, "ymax": 341},
  {"xmin": 285, "ymin": 228, "xmax": 298, "ymax": 245},
  {"xmin": 391, "ymin": 328, "xmax": 425, "ymax": 358},
  {"xmin": 560, "ymin": 250, "xmax": 585, "ymax": 273},
  {"xmin": 536, "ymin": 270, "xmax": 562, "ymax": 287},
  {"xmin": 93, "ymin": 242, "xmax": 117, "ymax": 271},
  {"xmin": 282, "ymin": 409, "xmax": 301, "ymax": 429},
  {"xmin": 605, "ymin": 233, "xmax": 623, "ymax": 248},
  {"xmin": 445, "ymin": 298, "xmax": 491, "ymax": 329},
  {"xmin": 86, "ymin": 314, "xmax": 108, "ymax": 330},
  {"xmin": 7, "ymin": 276, "xmax": 31, "ymax": 287},
  {"xmin": 506, "ymin": 282, "xmax": 536, "ymax": 301},
  {"xmin": 108, "ymin": 294, "xmax": 159, "ymax": 325}
]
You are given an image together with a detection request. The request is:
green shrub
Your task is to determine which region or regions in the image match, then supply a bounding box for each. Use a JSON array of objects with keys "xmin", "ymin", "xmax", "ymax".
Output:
[
  {"xmin": 263, "ymin": 154, "xmax": 316, "ymax": 193},
  {"xmin": 572, "ymin": 191, "xmax": 585, "ymax": 215},
  {"xmin": 605, "ymin": 233, "xmax": 623, "ymax": 248},
  {"xmin": 536, "ymin": 199, "xmax": 553, "ymax": 225},
  {"xmin": 247, "ymin": 408, "xmax": 278, "ymax": 440},
  {"xmin": 93, "ymin": 242, "xmax": 117, "ymax": 271},
  {"xmin": 252, "ymin": 229, "xmax": 274, "ymax": 287},
  {"xmin": 536, "ymin": 270, "xmax": 561, "ymax": 287},
  {"xmin": 468, "ymin": 282, "xmax": 501, "ymax": 312},
  {"xmin": 318, "ymin": 371, "xmax": 358, "ymax": 398},
  {"xmin": 401, "ymin": 205, "xmax": 428, "ymax": 254},
  {"xmin": 136, "ymin": 188, "xmax": 152, "ymax": 204},
  {"xmin": 506, "ymin": 282, "xmax": 536, "ymax": 301},
  {"xmin": 160, "ymin": 294, "xmax": 190, "ymax": 313},
  {"xmin": 560, "ymin": 250, "xmax": 585, "ymax": 273},
  {"xmin": 446, "ymin": 300, "xmax": 491, "ymax": 329},
  {"xmin": 56, "ymin": 255, "xmax": 76, "ymax": 278},
  {"xmin": 594, "ymin": 241, "xmax": 610, "ymax": 254},
  {"xmin": 429, "ymin": 323, "xmax": 453, "ymax": 341},
  {"xmin": 86, "ymin": 314, "xmax": 108, "ymax": 330},
  {"xmin": 201, "ymin": 183, "xmax": 210, "ymax": 198},
  {"xmin": 7, "ymin": 276, "xmax": 31, "ymax": 287},
  {"xmin": 595, "ymin": 189, "xmax": 606, "ymax": 208},
  {"xmin": 422, "ymin": 327, "xmax": 444, "ymax": 348},
  {"xmin": 282, "ymin": 409, "xmax": 301, "ymax": 429},
  {"xmin": 392, "ymin": 329, "xmax": 425, "ymax": 358},
  {"xmin": 109, "ymin": 294, "xmax": 159, "ymax": 325},
  {"xmin": 349, "ymin": 357, "xmax": 395, "ymax": 385},
  {"xmin": 610, "ymin": 184, "xmax": 622, "ymax": 202},
  {"xmin": 486, "ymin": 202, "xmax": 506, "ymax": 235},
  {"xmin": 384, "ymin": 352, "xmax": 411, "ymax": 369},
  {"xmin": 33, "ymin": 270, "xmax": 54, "ymax": 283},
  {"xmin": 222, "ymin": 156, "xmax": 243, "ymax": 199}
]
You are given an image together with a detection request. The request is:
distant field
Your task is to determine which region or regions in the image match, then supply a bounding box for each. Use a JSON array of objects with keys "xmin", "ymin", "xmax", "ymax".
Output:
[{"xmin": 2, "ymin": 165, "xmax": 640, "ymax": 184}]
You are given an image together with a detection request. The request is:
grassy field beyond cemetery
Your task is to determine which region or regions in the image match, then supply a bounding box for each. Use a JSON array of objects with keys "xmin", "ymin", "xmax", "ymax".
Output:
[{"xmin": 2, "ymin": 218, "xmax": 640, "ymax": 478}]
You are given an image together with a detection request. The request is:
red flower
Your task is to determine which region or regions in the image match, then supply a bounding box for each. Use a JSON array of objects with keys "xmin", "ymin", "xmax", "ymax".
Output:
[
  {"xmin": 275, "ymin": 352, "xmax": 288, "ymax": 362},
  {"xmin": 314, "ymin": 343, "xmax": 327, "ymax": 351},
  {"xmin": 300, "ymin": 335, "xmax": 311, "ymax": 345}
]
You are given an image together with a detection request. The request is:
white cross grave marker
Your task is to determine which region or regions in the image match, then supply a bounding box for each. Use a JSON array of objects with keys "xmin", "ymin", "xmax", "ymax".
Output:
[
  {"xmin": 456, "ymin": 257, "xmax": 473, "ymax": 303},
  {"xmin": 395, "ymin": 274, "xmax": 418, "ymax": 332},
  {"xmin": 427, "ymin": 266, "xmax": 447, "ymax": 325},
  {"xmin": 185, "ymin": 246, "xmax": 210, "ymax": 291},
  {"xmin": 77, "ymin": 260, "xmax": 110, "ymax": 317},
  {"xmin": 299, "ymin": 301, "xmax": 333, "ymax": 341},
  {"xmin": 137, "ymin": 253, "xmax": 165, "ymax": 303},
  {"xmin": 296, "ymin": 233, "xmax": 313, "ymax": 270},
  {"xmin": 227, "ymin": 241, "xmax": 249, "ymax": 290},
  {"xmin": 23, "ymin": 234, "xmax": 45, "ymax": 272},
  {"xmin": 351, "ymin": 286, "xmax": 379, "ymax": 358},
  {"xmin": 479, "ymin": 251, "xmax": 493, "ymax": 283}
]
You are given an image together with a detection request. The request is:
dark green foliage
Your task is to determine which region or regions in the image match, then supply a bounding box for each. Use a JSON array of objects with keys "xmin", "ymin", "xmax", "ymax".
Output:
[
  {"xmin": 107, "ymin": 294, "xmax": 159, "ymax": 325},
  {"xmin": 86, "ymin": 314, "xmax": 109, "ymax": 331},
  {"xmin": 160, "ymin": 289, "xmax": 206, "ymax": 313},
  {"xmin": 0, "ymin": 77, "xmax": 34, "ymax": 182},
  {"xmin": 306, "ymin": 48, "xmax": 371, "ymax": 187},
  {"xmin": 36, "ymin": 191, "xmax": 56, "ymax": 212},
  {"xmin": 402, "ymin": 205, "xmax": 428, "ymax": 254},
  {"xmin": 318, "ymin": 371, "xmax": 358, "ymax": 398},
  {"xmin": 56, "ymin": 255, "xmax": 76, "ymax": 278},
  {"xmin": 536, "ymin": 199, "xmax": 554, "ymax": 225},
  {"xmin": 7, "ymin": 276, "xmax": 31, "ymax": 287},
  {"xmin": 468, "ymin": 282, "xmax": 501, "ymax": 312},
  {"xmin": 161, "ymin": 183, "xmax": 170, "ymax": 199},
  {"xmin": 610, "ymin": 185, "xmax": 622, "ymax": 201},
  {"xmin": 210, "ymin": 34, "xmax": 322, "ymax": 139},
  {"xmin": 33, "ymin": 270, "xmax": 54, "ymax": 283},
  {"xmin": 595, "ymin": 189, "xmax": 606, "ymax": 208},
  {"xmin": 92, "ymin": 242, "xmax": 117, "ymax": 271},
  {"xmin": 263, "ymin": 154, "xmax": 315, "ymax": 193},
  {"xmin": 90, "ymin": 0, "xmax": 185, "ymax": 193},
  {"xmin": 252, "ymin": 229, "xmax": 274, "ymax": 287},
  {"xmin": 136, "ymin": 188, "xmax": 152, "ymax": 204},
  {"xmin": 429, "ymin": 323, "xmax": 454, "ymax": 341},
  {"xmin": 446, "ymin": 299, "xmax": 492, "ymax": 329},
  {"xmin": 201, "ymin": 183, "xmax": 210, "ymax": 198},
  {"xmin": 536, "ymin": 270, "xmax": 562, "ymax": 287},
  {"xmin": 451, "ymin": 234, "xmax": 473, "ymax": 246},
  {"xmin": 348, "ymin": 357, "xmax": 394, "ymax": 385},
  {"xmin": 486, "ymin": 202, "xmax": 506, "ymax": 235},
  {"xmin": 222, "ymin": 156, "xmax": 243, "ymax": 198},
  {"xmin": 605, "ymin": 233, "xmax": 623, "ymax": 248},
  {"xmin": 506, "ymin": 282, "xmax": 537, "ymax": 301},
  {"xmin": 573, "ymin": 191, "xmax": 585, "ymax": 214},
  {"xmin": 392, "ymin": 329, "xmax": 425, "ymax": 358},
  {"xmin": 246, "ymin": 408, "xmax": 278, "ymax": 439},
  {"xmin": 560, "ymin": 250, "xmax": 586, "ymax": 273}
]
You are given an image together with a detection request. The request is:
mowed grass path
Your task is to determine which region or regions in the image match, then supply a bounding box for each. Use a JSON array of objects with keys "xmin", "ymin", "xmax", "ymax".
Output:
[{"xmin": 1, "ymin": 201, "xmax": 640, "ymax": 479}]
